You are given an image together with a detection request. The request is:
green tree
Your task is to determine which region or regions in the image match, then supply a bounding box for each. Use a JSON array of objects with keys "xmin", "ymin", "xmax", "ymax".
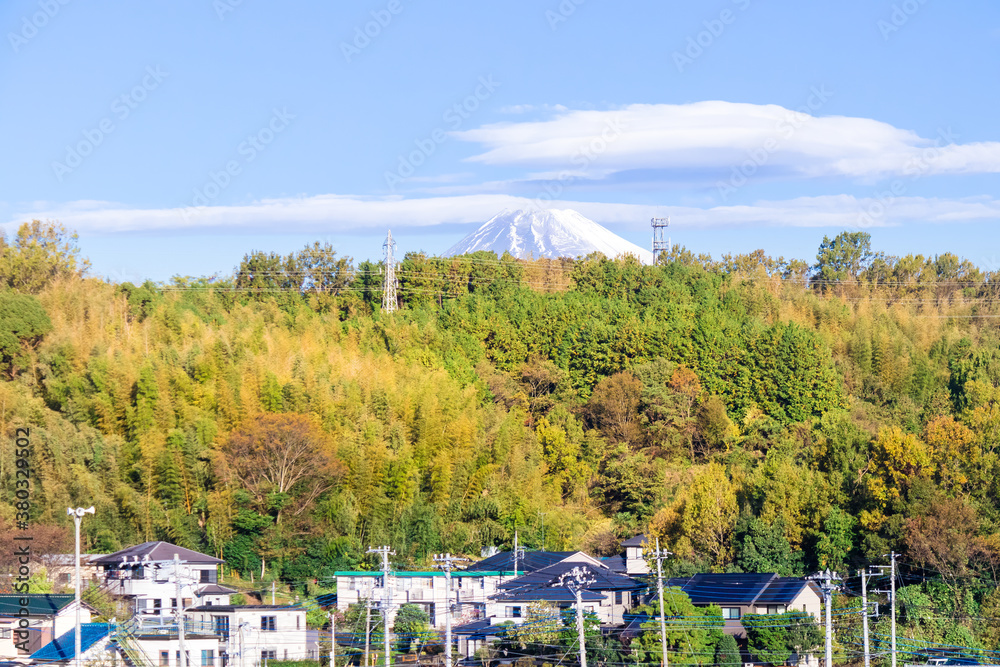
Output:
[
  {"xmin": 813, "ymin": 231, "xmax": 873, "ymax": 285},
  {"xmin": 0, "ymin": 290, "xmax": 53, "ymax": 376},
  {"xmin": 0, "ymin": 220, "xmax": 89, "ymax": 292},
  {"xmin": 393, "ymin": 603, "xmax": 435, "ymax": 653},
  {"xmin": 715, "ymin": 634, "xmax": 741, "ymax": 667},
  {"xmin": 744, "ymin": 611, "xmax": 822, "ymax": 666}
]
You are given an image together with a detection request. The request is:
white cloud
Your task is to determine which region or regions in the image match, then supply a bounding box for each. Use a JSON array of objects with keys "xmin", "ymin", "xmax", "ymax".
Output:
[
  {"xmin": 452, "ymin": 102, "xmax": 1000, "ymax": 182},
  {"xmin": 7, "ymin": 193, "xmax": 1000, "ymax": 236}
]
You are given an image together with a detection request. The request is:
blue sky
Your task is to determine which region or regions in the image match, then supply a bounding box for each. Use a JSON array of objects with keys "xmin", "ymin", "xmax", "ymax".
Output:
[{"xmin": 2, "ymin": 0, "xmax": 999, "ymax": 281}]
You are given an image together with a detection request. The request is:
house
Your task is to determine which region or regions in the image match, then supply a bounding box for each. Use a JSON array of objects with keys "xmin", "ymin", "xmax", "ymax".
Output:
[
  {"xmin": 28, "ymin": 623, "xmax": 115, "ymax": 666},
  {"xmin": 665, "ymin": 573, "xmax": 823, "ymax": 638},
  {"xmin": 0, "ymin": 594, "xmax": 95, "ymax": 659},
  {"xmin": 92, "ymin": 542, "xmax": 227, "ymax": 616},
  {"xmin": 334, "ymin": 569, "xmax": 512, "ymax": 631},
  {"xmin": 490, "ymin": 560, "xmax": 646, "ymax": 626},
  {"xmin": 186, "ymin": 604, "xmax": 318, "ymax": 667},
  {"xmin": 36, "ymin": 554, "xmax": 108, "ymax": 591},
  {"xmin": 601, "ymin": 535, "xmax": 651, "ymax": 576}
]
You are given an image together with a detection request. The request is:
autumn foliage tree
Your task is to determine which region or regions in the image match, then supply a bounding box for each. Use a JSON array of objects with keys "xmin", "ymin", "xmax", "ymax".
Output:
[{"xmin": 220, "ymin": 414, "xmax": 343, "ymax": 524}]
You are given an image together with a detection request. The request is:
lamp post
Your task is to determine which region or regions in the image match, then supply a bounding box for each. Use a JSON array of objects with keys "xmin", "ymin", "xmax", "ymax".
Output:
[{"xmin": 67, "ymin": 506, "xmax": 95, "ymax": 667}]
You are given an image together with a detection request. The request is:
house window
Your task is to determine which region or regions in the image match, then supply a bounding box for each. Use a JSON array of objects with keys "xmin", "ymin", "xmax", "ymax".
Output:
[
  {"xmin": 479, "ymin": 578, "xmax": 485, "ymax": 590},
  {"xmin": 200, "ymin": 570, "xmax": 211, "ymax": 583},
  {"xmin": 615, "ymin": 591, "xmax": 623, "ymax": 605},
  {"xmin": 766, "ymin": 605, "xmax": 783, "ymax": 615},
  {"xmin": 507, "ymin": 606, "xmax": 521, "ymax": 618},
  {"xmin": 261, "ymin": 650, "xmax": 276, "ymax": 665},
  {"xmin": 214, "ymin": 616, "xmax": 230, "ymax": 641},
  {"xmin": 722, "ymin": 608, "xmax": 741, "ymax": 620},
  {"xmin": 135, "ymin": 566, "xmax": 145, "ymax": 579},
  {"xmin": 202, "ymin": 650, "xmax": 215, "ymax": 667},
  {"xmin": 261, "ymin": 616, "xmax": 276, "ymax": 631},
  {"xmin": 60, "ymin": 573, "xmax": 72, "ymax": 584},
  {"xmin": 153, "ymin": 599, "xmax": 162, "ymax": 612},
  {"xmin": 160, "ymin": 651, "xmax": 170, "ymax": 666}
]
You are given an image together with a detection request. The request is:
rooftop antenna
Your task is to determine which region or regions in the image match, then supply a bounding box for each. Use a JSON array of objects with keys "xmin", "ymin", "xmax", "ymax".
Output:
[
  {"xmin": 651, "ymin": 217, "xmax": 670, "ymax": 264},
  {"xmin": 382, "ymin": 230, "xmax": 398, "ymax": 314}
]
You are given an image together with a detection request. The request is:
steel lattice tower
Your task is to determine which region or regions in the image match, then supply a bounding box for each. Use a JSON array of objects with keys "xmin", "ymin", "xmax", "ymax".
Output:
[
  {"xmin": 651, "ymin": 217, "xmax": 670, "ymax": 264},
  {"xmin": 382, "ymin": 230, "xmax": 397, "ymax": 313}
]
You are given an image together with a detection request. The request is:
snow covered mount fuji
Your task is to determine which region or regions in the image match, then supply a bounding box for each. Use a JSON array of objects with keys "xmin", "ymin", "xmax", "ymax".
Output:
[{"xmin": 444, "ymin": 208, "xmax": 654, "ymax": 264}]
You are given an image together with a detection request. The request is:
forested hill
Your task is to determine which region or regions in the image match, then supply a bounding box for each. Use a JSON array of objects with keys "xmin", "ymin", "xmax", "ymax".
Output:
[{"xmin": 3, "ymin": 222, "xmax": 1000, "ymax": 591}]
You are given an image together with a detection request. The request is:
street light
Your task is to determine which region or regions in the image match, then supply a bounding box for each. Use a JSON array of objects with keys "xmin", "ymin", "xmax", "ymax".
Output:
[{"xmin": 67, "ymin": 506, "xmax": 95, "ymax": 667}]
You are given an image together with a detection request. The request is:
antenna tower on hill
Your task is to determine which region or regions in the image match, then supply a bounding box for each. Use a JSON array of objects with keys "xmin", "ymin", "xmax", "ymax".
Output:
[
  {"xmin": 382, "ymin": 230, "xmax": 398, "ymax": 313},
  {"xmin": 651, "ymin": 217, "xmax": 671, "ymax": 264}
]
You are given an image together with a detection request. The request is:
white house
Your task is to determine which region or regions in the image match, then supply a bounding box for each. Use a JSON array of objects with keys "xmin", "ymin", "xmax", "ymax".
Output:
[
  {"xmin": 0, "ymin": 594, "xmax": 95, "ymax": 659},
  {"xmin": 92, "ymin": 542, "xmax": 227, "ymax": 617},
  {"xmin": 187, "ymin": 604, "xmax": 317, "ymax": 667}
]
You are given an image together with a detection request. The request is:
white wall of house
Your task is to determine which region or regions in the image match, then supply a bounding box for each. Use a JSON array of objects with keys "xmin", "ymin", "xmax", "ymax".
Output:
[
  {"xmin": 103, "ymin": 560, "xmax": 220, "ymax": 615},
  {"xmin": 189, "ymin": 607, "xmax": 315, "ymax": 667}
]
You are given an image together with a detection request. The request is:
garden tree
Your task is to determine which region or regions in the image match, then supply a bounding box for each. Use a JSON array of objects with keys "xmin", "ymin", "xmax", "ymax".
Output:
[
  {"xmin": 637, "ymin": 589, "xmax": 723, "ymax": 667},
  {"xmin": 587, "ymin": 371, "xmax": 643, "ymax": 443},
  {"xmin": 393, "ymin": 603, "xmax": 436, "ymax": 653},
  {"xmin": 813, "ymin": 231, "xmax": 874, "ymax": 285},
  {"xmin": 715, "ymin": 634, "xmax": 741, "ymax": 667},
  {"xmin": 506, "ymin": 602, "xmax": 561, "ymax": 654},
  {"xmin": 220, "ymin": 413, "xmax": 344, "ymax": 524},
  {"xmin": 743, "ymin": 612, "xmax": 823, "ymax": 666},
  {"xmin": 0, "ymin": 290, "xmax": 53, "ymax": 376},
  {"xmin": 0, "ymin": 220, "xmax": 89, "ymax": 292}
]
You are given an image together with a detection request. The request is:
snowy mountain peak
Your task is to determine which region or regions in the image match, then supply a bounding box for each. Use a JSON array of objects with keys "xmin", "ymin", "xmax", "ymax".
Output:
[{"xmin": 444, "ymin": 208, "xmax": 654, "ymax": 264}]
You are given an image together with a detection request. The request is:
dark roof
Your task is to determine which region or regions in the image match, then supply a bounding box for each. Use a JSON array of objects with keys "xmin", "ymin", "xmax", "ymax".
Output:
[
  {"xmin": 31, "ymin": 623, "xmax": 111, "ymax": 662},
  {"xmin": 188, "ymin": 604, "xmax": 302, "ymax": 612},
  {"xmin": 452, "ymin": 620, "xmax": 510, "ymax": 639},
  {"xmin": 621, "ymin": 535, "xmax": 648, "ymax": 548},
  {"xmin": 195, "ymin": 584, "xmax": 238, "ymax": 596},
  {"xmin": 0, "ymin": 594, "xmax": 75, "ymax": 616},
  {"xmin": 600, "ymin": 555, "xmax": 628, "ymax": 574},
  {"xmin": 666, "ymin": 573, "xmax": 817, "ymax": 607},
  {"xmin": 93, "ymin": 542, "xmax": 223, "ymax": 565},
  {"xmin": 493, "ymin": 561, "xmax": 645, "ymax": 603},
  {"xmin": 464, "ymin": 551, "xmax": 576, "ymax": 573}
]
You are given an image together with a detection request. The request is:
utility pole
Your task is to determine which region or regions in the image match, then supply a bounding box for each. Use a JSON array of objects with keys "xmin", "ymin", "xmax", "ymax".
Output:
[
  {"xmin": 329, "ymin": 610, "xmax": 336, "ymax": 667},
  {"xmin": 556, "ymin": 566, "xmax": 597, "ymax": 667},
  {"xmin": 889, "ymin": 553, "xmax": 897, "ymax": 667},
  {"xmin": 649, "ymin": 538, "xmax": 672, "ymax": 667},
  {"xmin": 434, "ymin": 553, "xmax": 468, "ymax": 667},
  {"xmin": 175, "ymin": 554, "xmax": 187, "ymax": 667},
  {"xmin": 808, "ymin": 570, "xmax": 840, "ymax": 667},
  {"xmin": 364, "ymin": 596, "xmax": 372, "ymax": 667},
  {"xmin": 272, "ymin": 581, "xmax": 276, "ymax": 605},
  {"xmin": 512, "ymin": 531, "xmax": 526, "ymax": 580},
  {"xmin": 67, "ymin": 506, "xmax": 94, "ymax": 667},
  {"xmin": 367, "ymin": 546, "xmax": 396, "ymax": 667},
  {"xmin": 860, "ymin": 568, "xmax": 873, "ymax": 667}
]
